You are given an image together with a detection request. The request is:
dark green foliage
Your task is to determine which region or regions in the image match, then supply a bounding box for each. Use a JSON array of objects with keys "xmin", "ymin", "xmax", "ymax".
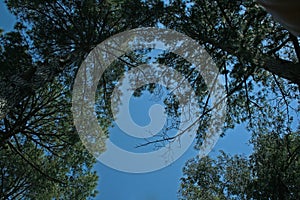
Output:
[
  {"xmin": 0, "ymin": 0, "xmax": 299, "ymax": 199},
  {"xmin": 161, "ymin": 0, "xmax": 299, "ymax": 144},
  {"xmin": 0, "ymin": 0, "xmax": 162, "ymax": 198},
  {"xmin": 0, "ymin": 75, "xmax": 99, "ymax": 199},
  {"xmin": 1, "ymin": 0, "xmax": 163, "ymax": 119},
  {"xmin": 179, "ymin": 132, "xmax": 300, "ymax": 200}
]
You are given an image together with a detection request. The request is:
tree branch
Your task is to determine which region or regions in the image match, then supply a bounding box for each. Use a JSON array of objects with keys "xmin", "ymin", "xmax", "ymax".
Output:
[
  {"xmin": 289, "ymin": 33, "xmax": 300, "ymax": 61},
  {"xmin": 7, "ymin": 141, "xmax": 66, "ymax": 185}
]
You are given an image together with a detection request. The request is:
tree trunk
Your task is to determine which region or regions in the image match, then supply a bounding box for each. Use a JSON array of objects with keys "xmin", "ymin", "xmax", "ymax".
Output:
[{"xmin": 257, "ymin": 0, "xmax": 300, "ymax": 36}]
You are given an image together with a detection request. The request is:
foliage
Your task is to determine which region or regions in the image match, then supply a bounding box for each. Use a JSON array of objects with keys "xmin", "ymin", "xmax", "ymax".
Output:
[
  {"xmin": 0, "ymin": 0, "xmax": 162, "ymax": 198},
  {"xmin": 166, "ymin": 2, "xmax": 300, "ymax": 199},
  {"xmin": 0, "ymin": 75, "xmax": 98, "ymax": 199},
  {"xmin": 0, "ymin": 0, "xmax": 299, "ymax": 198},
  {"xmin": 1, "ymin": 0, "xmax": 163, "ymax": 118},
  {"xmin": 159, "ymin": 0, "xmax": 299, "ymax": 146},
  {"xmin": 179, "ymin": 132, "xmax": 300, "ymax": 200}
]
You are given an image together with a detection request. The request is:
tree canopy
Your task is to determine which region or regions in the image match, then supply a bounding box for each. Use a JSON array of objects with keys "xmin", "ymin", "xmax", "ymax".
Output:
[
  {"xmin": 1, "ymin": 0, "xmax": 161, "ymax": 198},
  {"xmin": 1, "ymin": 74, "xmax": 99, "ymax": 199},
  {"xmin": 0, "ymin": 0, "xmax": 299, "ymax": 199},
  {"xmin": 179, "ymin": 132, "xmax": 300, "ymax": 200}
]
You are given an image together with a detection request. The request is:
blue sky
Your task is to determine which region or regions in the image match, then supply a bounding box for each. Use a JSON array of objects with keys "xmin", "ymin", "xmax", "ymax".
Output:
[
  {"xmin": 94, "ymin": 90, "xmax": 252, "ymax": 200},
  {"xmin": 0, "ymin": 2, "xmax": 253, "ymax": 199},
  {"xmin": 0, "ymin": 1, "xmax": 15, "ymax": 32}
]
